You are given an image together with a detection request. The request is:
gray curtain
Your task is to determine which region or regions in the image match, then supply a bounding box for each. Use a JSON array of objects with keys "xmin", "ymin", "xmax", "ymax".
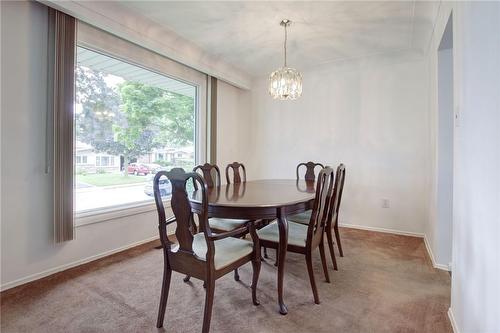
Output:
[{"xmin": 48, "ymin": 7, "xmax": 76, "ymax": 242}]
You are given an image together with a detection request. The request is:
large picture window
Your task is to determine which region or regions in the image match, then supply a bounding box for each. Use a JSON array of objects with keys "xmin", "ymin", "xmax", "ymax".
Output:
[{"xmin": 75, "ymin": 46, "xmax": 199, "ymax": 213}]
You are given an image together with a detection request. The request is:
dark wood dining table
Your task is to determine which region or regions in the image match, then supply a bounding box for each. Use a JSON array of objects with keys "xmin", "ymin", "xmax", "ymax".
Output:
[{"xmin": 189, "ymin": 179, "xmax": 316, "ymax": 315}]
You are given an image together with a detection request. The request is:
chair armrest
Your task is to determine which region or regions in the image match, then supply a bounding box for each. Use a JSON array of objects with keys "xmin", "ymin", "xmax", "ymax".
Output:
[{"xmin": 208, "ymin": 226, "xmax": 248, "ymax": 241}]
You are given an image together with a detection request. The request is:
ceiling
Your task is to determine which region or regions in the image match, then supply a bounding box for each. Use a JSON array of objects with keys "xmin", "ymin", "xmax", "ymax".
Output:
[{"xmin": 118, "ymin": 1, "xmax": 439, "ymax": 76}]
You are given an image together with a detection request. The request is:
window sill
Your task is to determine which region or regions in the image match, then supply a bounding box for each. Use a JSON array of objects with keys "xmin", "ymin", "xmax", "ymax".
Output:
[{"xmin": 75, "ymin": 200, "xmax": 170, "ymax": 227}]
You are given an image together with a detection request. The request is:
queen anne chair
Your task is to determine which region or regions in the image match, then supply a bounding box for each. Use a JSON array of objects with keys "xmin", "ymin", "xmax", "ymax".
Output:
[
  {"xmin": 194, "ymin": 163, "xmax": 250, "ymax": 281},
  {"xmin": 257, "ymin": 166, "xmax": 335, "ymax": 304},
  {"xmin": 225, "ymin": 162, "xmax": 273, "ymax": 260},
  {"xmin": 296, "ymin": 161, "xmax": 325, "ymax": 181},
  {"xmin": 154, "ymin": 168, "xmax": 261, "ymax": 333},
  {"xmin": 288, "ymin": 161, "xmax": 324, "ymax": 224},
  {"xmin": 194, "ymin": 163, "xmax": 249, "ymax": 235},
  {"xmin": 289, "ymin": 163, "xmax": 346, "ymax": 271},
  {"xmin": 225, "ymin": 161, "xmax": 247, "ymax": 184}
]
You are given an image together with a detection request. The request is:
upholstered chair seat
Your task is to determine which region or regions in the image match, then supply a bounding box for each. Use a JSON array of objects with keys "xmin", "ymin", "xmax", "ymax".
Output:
[
  {"xmin": 208, "ymin": 218, "xmax": 249, "ymax": 232},
  {"xmin": 287, "ymin": 211, "xmax": 312, "ymax": 225},
  {"xmin": 187, "ymin": 233, "xmax": 254, "ymax": 270},
  {"xmin": 257, "ymin": 221, "xmax": 308, "ymax": 247}
]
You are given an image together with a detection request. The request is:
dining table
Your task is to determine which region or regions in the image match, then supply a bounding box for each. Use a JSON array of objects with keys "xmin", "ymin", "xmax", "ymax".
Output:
[{"xmin": 189, "ymin": 179, "xmax": 316, "ymax": 315}]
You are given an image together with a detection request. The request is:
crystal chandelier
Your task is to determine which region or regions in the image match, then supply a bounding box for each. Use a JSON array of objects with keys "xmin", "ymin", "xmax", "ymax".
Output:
[{"xmin": 268, "ymin": 19, "xmax": 302, "ymax": 100}]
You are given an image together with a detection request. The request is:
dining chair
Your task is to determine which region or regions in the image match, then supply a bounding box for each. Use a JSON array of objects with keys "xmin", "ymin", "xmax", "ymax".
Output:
[
  {"xmin": 153, "ymin": 168, "xmax": 261, "ymax": 333},
  {"xmin": 290, "ymin": 161, "xmax": 324, "ymax": 220},
  {"xmin": 194, "ymin": 163, "xmax": 249, "ymax": 235},
  {"xmin": 226, "ymin": 162, "xmax": 272, "ymax": 260},
  {"xmin": 296, "ymin": 161, "xmax": 325, "ymax": 181},
  {"xmin": 225, "ymin": 161, "xmax": 246, "ymax": 184},
  {"xmin": 257, "ymin": 166, "xmax": 335, "ymax": 304},
  {"xmin": 277, "ymin": 161, "xmax": 323, "ymax": 265},
  {"xmin": 289, "ymin": 164, "xmax": 346, "ymax": 270},
  {"xmin": 329, "ymin": 164, "xmax": 346, "ymax": 258},
  {"xmin": 194, "ymin": 163, "xmax": 250, "ymax": 281}
]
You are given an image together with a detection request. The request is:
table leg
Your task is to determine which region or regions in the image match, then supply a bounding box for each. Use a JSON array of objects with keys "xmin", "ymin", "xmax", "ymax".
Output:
[{"xmin": 277, "ymin": 207, "xmax": 288, "ymax": 315}]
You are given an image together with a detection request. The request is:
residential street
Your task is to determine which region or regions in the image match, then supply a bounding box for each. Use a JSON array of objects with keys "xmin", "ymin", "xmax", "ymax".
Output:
[{"xmin": 76, "ymin": 184, "xmax": 152, "ymax": 212}]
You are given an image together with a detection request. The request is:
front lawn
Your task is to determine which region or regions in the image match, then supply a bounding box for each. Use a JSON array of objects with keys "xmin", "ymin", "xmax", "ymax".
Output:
[{"xmin": 77, "ymin": 172, "xmax": 148, "ymax": 187}]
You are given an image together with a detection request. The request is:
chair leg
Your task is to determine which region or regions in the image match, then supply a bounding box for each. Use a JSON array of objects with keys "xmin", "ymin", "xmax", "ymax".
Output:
[
  {"xmin": 156, "ymin": 266, "xmax": 172, "ymax": 328},
  {"xmin": 319, "ymin": 240, "xmax": 330, "ymax": 283},
  {"xmin": 202, "ymin": 278, "xmax": 215, "ymax": 333},
  {"xmin": 251, "ymin": 258, "xmax": 261, "ymax": 306},
  {"xmin": 326, "ymin": 228, "xmax": 338, "ymax": 271},
  {"xmin": 234, "ymin": 268, "xmax": 240, "ymax": 281},
  {"xmin": 334, "ymin": 224, "xmax": 344, "ymax": 257},
  {"xmin": 263, "ymin": 247, "xmax": 269, "ymax": 259},
  {"xmin": 274, "ymin": 248, "xmax": 279, "ymax": 267},
  {"xmin": 305, "ymin": 253, "xmax": 320, "ymax": 304},
  {"xmin": 183, "ymin": 275, "xmax": 191, "ymax": 282}
]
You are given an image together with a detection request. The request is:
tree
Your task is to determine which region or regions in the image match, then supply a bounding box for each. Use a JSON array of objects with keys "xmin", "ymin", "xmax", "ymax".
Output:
[
  {"xmin": 75, "ymin": 65, "xmax": 122, "ymax": 146},
  {"xmin": 116, "ymin": 82, "xmax": 195, "ymax": 175},
  {"xmin": 76, "ymin": 64, "xmax": 195, "ymax": 176}
]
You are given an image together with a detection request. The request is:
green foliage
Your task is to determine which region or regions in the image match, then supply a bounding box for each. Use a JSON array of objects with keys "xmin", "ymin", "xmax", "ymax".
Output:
[
  {"xmin": 75, "ymin": 65, "xmax": 123, "ymax": 148},
  {"xmin": 116, "ymin": 81, "xmax": 195, "ymax": 153},
  {"xmin": 75, "ymin": 62, "xmax": 195, "ymax": 169}
]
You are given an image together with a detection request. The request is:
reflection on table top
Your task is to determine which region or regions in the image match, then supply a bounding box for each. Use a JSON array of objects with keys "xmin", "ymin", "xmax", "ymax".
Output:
[{"xmin": 190, "ymin": 179, "xmax": 315, "ymax": 208}]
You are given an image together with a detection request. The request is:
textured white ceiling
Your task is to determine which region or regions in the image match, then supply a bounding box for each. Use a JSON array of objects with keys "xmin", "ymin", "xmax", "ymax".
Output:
[{"xmin": 119, "ymin": 1, "xmax": 439, "ymax": 76}]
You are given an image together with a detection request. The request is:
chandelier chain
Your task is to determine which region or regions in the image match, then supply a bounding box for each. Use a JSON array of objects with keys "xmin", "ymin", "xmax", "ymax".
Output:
[{"xmin": 284, "ymin": 24, "xmax": 288, "ymax": 67}]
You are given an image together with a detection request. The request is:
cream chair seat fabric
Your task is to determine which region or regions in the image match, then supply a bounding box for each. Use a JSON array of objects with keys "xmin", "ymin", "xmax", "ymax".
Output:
[
  {"xmin": 287, "ymin": 210, "xmax": 312, "ymax": 225},
  {"xmin": 257, "ymin": 220, "xmax": 309, "ymax": 247},
  {"xmin": 174, "ymin": 233, "xmax": 253, "ymax": 270},
  {"xmin": 208, "ymin": 218, "xmax": 248, "ymax": 231}
]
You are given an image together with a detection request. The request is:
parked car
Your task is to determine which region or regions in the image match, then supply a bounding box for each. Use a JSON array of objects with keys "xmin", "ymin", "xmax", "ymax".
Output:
[
  {"xmin": 143, "ymin": 163, "xmax": 162, "ymax": 174},
  {"xmin": 127, "ymin": 163, "xmax": 150, "ymax": 175},
  {"xmin": 144, "ymin": 174, "xmax": 172, "ymax": 197}
]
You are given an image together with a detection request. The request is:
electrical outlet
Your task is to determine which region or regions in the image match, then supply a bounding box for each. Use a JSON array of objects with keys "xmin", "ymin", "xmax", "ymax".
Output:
[{"xmin": 382, "ymin": 199, "xmax": 390, "ymax": 208}]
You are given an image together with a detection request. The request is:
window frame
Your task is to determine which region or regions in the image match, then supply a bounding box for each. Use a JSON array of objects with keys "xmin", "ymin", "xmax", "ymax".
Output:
[{"xmin": 75, "ymin": 22, "xmax": 208, "ymax": 224}]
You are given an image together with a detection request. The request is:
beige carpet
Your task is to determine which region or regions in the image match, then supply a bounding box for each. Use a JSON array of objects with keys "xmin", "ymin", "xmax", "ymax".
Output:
[{"xmin": 1, "ymin": 228, "xmax": 452, "ymax": 332}]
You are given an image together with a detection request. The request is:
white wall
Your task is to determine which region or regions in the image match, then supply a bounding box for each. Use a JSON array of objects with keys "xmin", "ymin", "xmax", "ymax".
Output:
[
  {"xmin": 247, "ymin": 54, "xmax": 430, "ymax": 235},
  {"xmin": 452, "ymin": 2, "xmax": 500, "ymax": 331},
  {"xmin": 216, "ymin": 80, "xmax": 252, "ymax": 176},
  {"xmin": 426, "ymin": 2, "xmax": 500, "ymax": 331}
]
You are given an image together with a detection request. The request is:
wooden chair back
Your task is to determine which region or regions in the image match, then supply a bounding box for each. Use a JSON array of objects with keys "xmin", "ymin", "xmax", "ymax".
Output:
[
  {"xmin": 306, "ymin": 166, "xmax": 335, "ymax": 249},
  {"xmin": 296, "ymin": 162, "xmax": 325, "ymax": 181},
  {"xmin": 225, "ymin": 162, "xmax": 246, "ymax": 184},
  {"xmin": 193, "ymin": 163, "xmax": 221, "ymax": 189},
  {"xmin": 328, "ymin": 164, "xmax": 346, "ymax": 228},
  {"xmin": 154, "ymin": 168, "xmax": 215, "ymax": 270}
]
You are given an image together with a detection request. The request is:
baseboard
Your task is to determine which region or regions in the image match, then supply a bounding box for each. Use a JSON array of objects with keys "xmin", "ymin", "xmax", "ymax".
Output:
[
  {"xmin": 448, "ymin": 307, "xmax": 459, "ymax": 333},
  {"xmin": 339, "ymin": 222, "xmax": 425, "ymax": 238},
  {"xmin": 423, "ymin": 235, "xmax": 450, "ymax": 271},
  {"xmin": 0, "ymin": 236, "xmax": 160, "ymax": 292}
]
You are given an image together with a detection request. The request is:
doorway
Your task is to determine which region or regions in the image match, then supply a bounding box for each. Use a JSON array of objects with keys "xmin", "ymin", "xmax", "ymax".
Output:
[{"xmin": 436, "ymin": 14, "xmax": 454, "ymax": 270}]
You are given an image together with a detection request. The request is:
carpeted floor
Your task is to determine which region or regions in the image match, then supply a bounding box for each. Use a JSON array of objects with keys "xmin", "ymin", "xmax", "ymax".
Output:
[{"xmin": 1, "ymin": 228, "xmax": 452, "ymax": 333}]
